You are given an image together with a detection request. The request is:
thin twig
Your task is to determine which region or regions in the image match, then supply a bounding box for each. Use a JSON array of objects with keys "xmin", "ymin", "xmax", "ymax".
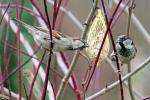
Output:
[
  {"xmin": 85, "ymin": 2, "xmax": 125, "ymax": 100},
  {"xmin": 101, "ymin": 0, "xmax": 124, "ymax": 99},
  {"xmin": 28, "ymin": 50, "xmax": 46, "ymax": 100},
  {"xmin": 4, "ymin": 87, "xmax": 25, "ymax": 100},
  {"xmin": 0, "ymin": 40, "xmax": 64, "ymax": 78},
  {"xmin": 48, "ymin": 0, "xmax": 82, "ymax": 98},
  {"xmin": 1, "ymin": 6, "xmax": 54, "ymax": 99},
  {"xmin": 48, "ymin": 0, "xmax": 84, "ymax": 30},
  {"xmin": 142, "ymin": 96, "xmax": 150, "ymax": 100},
  {"xmin": 86, "ymin": 56, "xmax": 150, "ymax": 100},
  {"xmin": 127, "ymin": 63, "xmax": 135, "ymax": 100},
  {"xmin": 0, "ymin": 4, "xmax": 41, "ymax": 17},
  {"xmin": 30, "ymin": 0, "xmax": 47, "ymax": 24},
  {"xmin": 56, "ymin": 0, "xmax": 99, "ymax": 99},
  {"xmin": 0, "ymin": 47, "xmax": 39, "ymax": 86},
  {"xmin": 127, "ymin": 0, "xmax": 135, "ymax": 36},
  {"xmin": 106, "ymin": 58, "xmax": 143, "ymax": 99},
  {"xmin": 3, "ymin": 0, "xmax": 12, "ymax": 98},
  {"xmin": 41, "ymin": 0, "xmax": 53, "ymax": 99},
  {"xmin": 23, "ymin": 83, "xmax": 29, "ymax": 100},
  {"xmin": 16, "ymin": 0, "xmax": 22, "ymax": 99},
  {"xmin": 126, "ymin": 0, "xmax": 135, "ymax": 100},
  {"xmin": 112, "ymin": 0, "xmax": 150, "ymax": 45}
]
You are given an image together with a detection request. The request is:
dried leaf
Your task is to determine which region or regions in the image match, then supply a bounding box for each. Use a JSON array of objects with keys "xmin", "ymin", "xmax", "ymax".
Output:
[{"xmin": 86, "ymin": 9, "xmax": 110, "ymax": 64}]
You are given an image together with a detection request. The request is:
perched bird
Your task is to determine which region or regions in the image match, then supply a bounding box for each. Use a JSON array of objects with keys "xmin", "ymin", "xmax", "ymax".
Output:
[
  {"xmin": 12, "ymin": 18, "xmax": 88, "ymax": 52},
  {"xmin": 110, "ymin": 35, "xmax": 137, "ymax": 63}
]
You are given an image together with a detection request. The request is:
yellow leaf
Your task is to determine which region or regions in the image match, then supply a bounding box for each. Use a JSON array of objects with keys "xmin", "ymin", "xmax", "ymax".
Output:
[{"xmin": 86, "ymin": 9, "xmax": 110, "ymax": 64}]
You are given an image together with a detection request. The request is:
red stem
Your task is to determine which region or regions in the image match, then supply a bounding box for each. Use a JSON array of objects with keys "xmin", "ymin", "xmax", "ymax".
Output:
[
  {"xmin": 30, "ymin": 0, "xmax": 47, "ymax": 24},
  {"xmin": 2, "ymin": 0, "xmax": 12, "ymax": 98},
  {"xmin": 56, "ymin": 1, "xmax": 82, "ymax": 99},
  {"xmin": 16, "ymin": 0, "xmax": 22, "ymax": 99},
  {"xmin": 28, "ymin": 50, "xmax": 46, "ymax": 100},
  {"xmin": 52, "ymin": 0, "xmax": 57, "ymax": 29},
  {"xmin": 52, "ymin": 0, "xmax": 63, "ymax": 29},
  {"xmin": 57, "ymin": 0, "xmax": 69, "ymax": 30},
  {"xmin": 4, "ymin": 9, "xmax": 12, "ymax": 100},
  {"xmin": 101, "ymin": 0, "xmax": 124, "ymax": 99},
  {"xmin": 41, "ymin": 0, "xmax": 53, "ymax": 99},
  {"xmin": 111, "ymin": 0, "xmax": 130, "ymax": 29},
  {"xmin": 0, "ymin": 71, "xmax": 4, "ymax": 94},
  {"xmin": 53, "ymin": 55, "xmax": 58, "ymax": 93},
  {"xmin": 85, "ymin": 0, "xmax": 123, "ymax": 96},
  {"xmin": 60, "ymin": 52, "xmax": 82, "ymax": 100},
  {"xmin": 5, "ymin": 50, "xmax": 14, "ymax": 100},
  {"xmin": 0, "ymin": 46, "xmax": 39, "ymax": 86},
  {"xmin": 0, "ymin": 40, "xmax": 64, "ymax": 79}
]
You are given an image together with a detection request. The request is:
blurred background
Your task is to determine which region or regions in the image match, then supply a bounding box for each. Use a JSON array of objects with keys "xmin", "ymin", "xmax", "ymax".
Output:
[{"xmin": 0, "ymin": 0, "xmax": 150, "ymax": 100}]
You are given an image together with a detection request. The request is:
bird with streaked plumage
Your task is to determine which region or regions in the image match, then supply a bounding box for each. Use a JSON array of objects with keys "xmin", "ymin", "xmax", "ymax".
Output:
[{"xmin": 110, "ymin": 35, "xmax": 137, "ymax": 64}]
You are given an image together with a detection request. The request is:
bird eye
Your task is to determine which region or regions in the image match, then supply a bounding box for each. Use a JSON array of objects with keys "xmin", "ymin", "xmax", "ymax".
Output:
[
  {"xmin": 43, "ymin": 37, "xmax": 47, "ymax": 40},
  {"xmin": 131, "ymin": 41, "xmax": 134, "ymax": 45},
  {"xmin": 43, "ymin": 37, "xmax": 50, "ymax": 40}
]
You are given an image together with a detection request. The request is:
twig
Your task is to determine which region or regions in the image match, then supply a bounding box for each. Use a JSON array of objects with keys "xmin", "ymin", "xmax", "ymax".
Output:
[
  {"xmin": 56, "ymin": 0, "xmax": 99, "ymax": 99},
  {"xmin": 142, "ymin": 96, "xmax": 150, "ymax": 100},
  {"xmin": 0, "ymin": 40, "xmax": 64, "ymax": 79},
  {"xmin": 47, "ymin": 0, "xmax": 83, "ymax": 30},
  {"xmin": 101, "ymin": 0, "xmax": 124, "ymax": 99},
  {"xmin": 126, "ymin": 0, "xmax": 135, "ymax": 100},
  {"xmin": 86, "ymin": 56, "xmax": 150, "ymax": 100},
  {"xmin": 28, "ymin": 50, "xmax": 46, "ymax": 100},
  {"xmin": 23, "ymin": 83, "xmax": 29, "ymax": 100},
  {"xmin": 30, "ymin": 0, "xmax": 47, "ymax": 24},
  {"xmin": 127, "ymin": 0, "xmax": 135, "ymax": 36},
  {"xmin": 1, "ymin": 6, "xmax": 54, "ymax": 99},
  {"xmin": 0, "ymin": 4, "xmax": 41, "ymax": 17},
  {"xmin": 4, "ymin": 87, "xmax": 25, "ymax": 100},
  {"xmin": 15, "ymin": 0, "xmax": 22, "ymax": 99},
  {"xmin": 85, "ymin": 1, "xmax": 125, "ymax": 100},
  {"xmin": 112, "ymin": 0, "xmax": 150, "ymax": 45},
  {"xmin": 3, "ymin": 0, "xmax": 12, "ymax": 98},
  {"xmin": 127, "ymin": 63, "xmax": 135, "ymax": 100},
  {"xmin": 106, "ymin": 58, "xmax": 143, "ymax": 99},
  {"xmin": 47, "ymin": 1, "xmax": 82, "ymax": 99},
  {"xmin": 57, "ymin": 52, "xmax": 82, "ymax": 99},
  {"xmin": 41, "ymin": 0, "xmax": 54, "ymax": 99}
]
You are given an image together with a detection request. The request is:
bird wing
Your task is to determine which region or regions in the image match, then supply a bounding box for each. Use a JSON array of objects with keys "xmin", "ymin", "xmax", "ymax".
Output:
[
  {"xmin": 12, "ymin": 18, "xmax": 38, "ymax": 35},
  {"xmin": 35, "ymin": 27, "xmax": 70, "ymax": 39},
  {"xmin": 12, "ymin": 18, "xmax": 70, "ymax": 39}
]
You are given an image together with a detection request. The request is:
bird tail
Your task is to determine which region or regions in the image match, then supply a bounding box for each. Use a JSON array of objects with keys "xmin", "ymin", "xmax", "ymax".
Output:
[{"xmin": 11, "ymin": 18, "xmax": 37, "ymax": 35}]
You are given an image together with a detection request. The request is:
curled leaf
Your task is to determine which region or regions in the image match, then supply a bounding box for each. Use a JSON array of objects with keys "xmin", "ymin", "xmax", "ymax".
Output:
[{"xmin": 86, "ymin": 9, "xmax": 110, "ymax": 64}]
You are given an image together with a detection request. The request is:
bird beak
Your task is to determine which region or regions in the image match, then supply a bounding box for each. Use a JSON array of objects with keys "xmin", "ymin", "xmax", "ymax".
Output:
[{"xmin": 83, "ymin": 41, "xmax": 89, "ymax": 48}]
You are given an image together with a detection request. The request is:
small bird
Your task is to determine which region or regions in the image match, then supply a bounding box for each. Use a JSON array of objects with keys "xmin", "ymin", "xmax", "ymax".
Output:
[
  {"xmin": 110, "ymin": 35, "xmax": 137, "ymax": 64},
  {"xmin": 12, "ymin": 18, "xmax": 88, "ymax": 52}
]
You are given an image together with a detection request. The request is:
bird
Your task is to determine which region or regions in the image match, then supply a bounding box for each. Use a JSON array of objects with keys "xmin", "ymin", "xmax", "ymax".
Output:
[
  {"xmin": 110, "ymin": 35, "xmax": 137, "ymax": 64},
  {"xmin": 12, "ymin": 18, "xmax": 88, "ymax": 52}
]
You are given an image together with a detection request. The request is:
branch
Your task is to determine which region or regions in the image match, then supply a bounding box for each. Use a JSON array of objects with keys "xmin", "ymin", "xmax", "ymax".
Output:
[
  {"xmin": 4, "ymin": 87, "xmax": 25, "ymax": 100},
  {"xmin": 56, "ymin": 0, "xmax": 99, "ymax": 99},
  {"xmin": 101, "ymin": 0, "xmax": 124, "ymax": 99},
  {"xmin": 126, "ymin": 0, "xmax": 136, "ymax": 100},
  {"xmin": 86, "ymin": 56, "xmax": 150, "ymax": 100},
  {"xmin": 1, "ymin": 6, "xmax": 54, "ymax": 99},
  {"xmin": 106, "ymin": 58, "xmax": 143, "ymax": 99},
  {"xmin": 112, "ymin": 0, "xmax": 150, "ymax": 45}
]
